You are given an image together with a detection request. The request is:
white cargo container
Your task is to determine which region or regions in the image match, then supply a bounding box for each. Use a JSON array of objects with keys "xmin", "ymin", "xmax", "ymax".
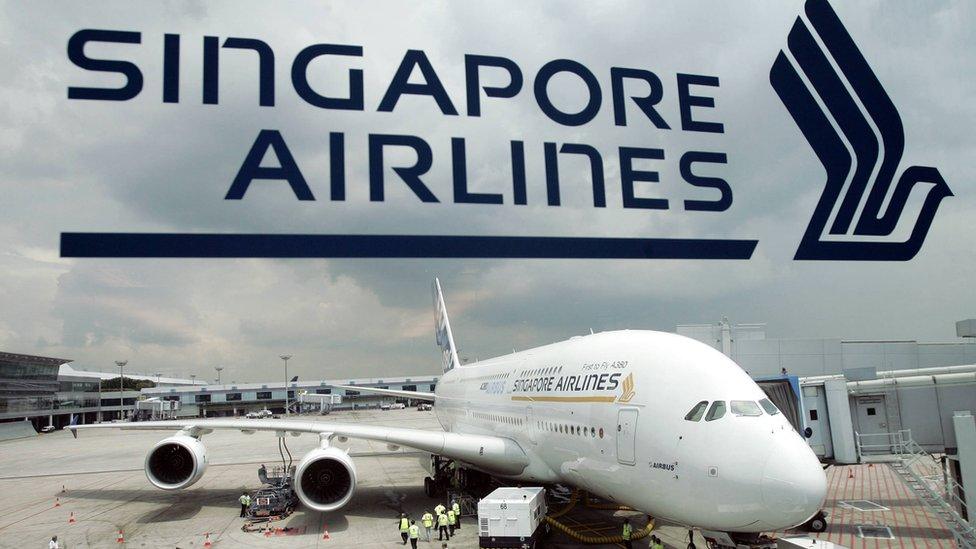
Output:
[{"xmin": 477, "ymin": 487, "xmax": 549, "ymax": 548}]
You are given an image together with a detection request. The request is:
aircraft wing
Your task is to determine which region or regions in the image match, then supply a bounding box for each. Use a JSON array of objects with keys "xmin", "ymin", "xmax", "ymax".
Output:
[
  {"xmin": 66, "ymin": 418, "xmax": 527, "ymax": 475},
  {"xmin": 329, "ymin": 383, "xmax": 436, "ymax": 401}
]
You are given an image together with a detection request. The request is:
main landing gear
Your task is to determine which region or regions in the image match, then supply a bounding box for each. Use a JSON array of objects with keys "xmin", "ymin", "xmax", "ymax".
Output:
[{"xmin": 423, "ymin": 455, "xmax": 492, "ymax": 498}]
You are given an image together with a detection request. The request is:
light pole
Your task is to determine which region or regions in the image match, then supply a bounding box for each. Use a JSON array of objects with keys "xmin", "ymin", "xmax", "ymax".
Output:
[
  {"xmin": 190, "ymin": 374, "xmax": 196, "ymax": 385},
  {"xmin": 155, "ymin": 372, "xmax": 161, "ymax": 385},
  {"xmin": 279, "ymin": 355, "xmax": 292, "ymax": 416},
  {"xmin": 215, "ymin": 367, "xmax": 223, "ymax": 385},
  {"xmin": 115, "ymin": 360, "xmax": 127, "ymax": 420}
]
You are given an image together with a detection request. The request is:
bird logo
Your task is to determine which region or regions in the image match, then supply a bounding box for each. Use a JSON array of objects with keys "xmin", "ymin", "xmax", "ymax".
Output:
[
  {"xmin": 618, "ymin": 373, "xmax": 636, "ymax": 403},
  {"xmin": 770, "ymin": 0, "xmax": 952, "ymax": 261}
]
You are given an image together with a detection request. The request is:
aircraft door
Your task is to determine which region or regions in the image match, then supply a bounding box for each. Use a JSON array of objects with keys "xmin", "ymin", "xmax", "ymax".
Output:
[{"xmin": 616, "ymin": 408, "xmax": 638, "ymax": 465}]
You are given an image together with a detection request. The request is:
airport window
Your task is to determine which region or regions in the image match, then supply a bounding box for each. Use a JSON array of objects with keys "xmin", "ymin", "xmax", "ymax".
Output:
[
  {"xmin": 705, "ymin": 401, "xmax": 726, "ymax": 421},
  {"xmin": 195, "ymin": 394, "xmax": 211, "ymax": 403},
  {"xmin": 345, "ymin": 390, "xmax": 360, "ymax": 396},
  {"xmin": 287, "ymin": 391, "xmax": 294, "ymax": 399},
  {"xmin": 730, "ymin": 400, "xmax": 762, "ymax": 417},
  {"xmin": 257, "ymin": 391, "xmax": 272, "ymax": 400},
  {"xmin": 867, "ymin": 407, "xmax": 876, "ymax": 416},
  {"xmin": 809, "ymin": 409, "xmax": 819, "ymax": 421},
  {"xmin": 759, "ymin": 398, "xmax": 779, "ymax": 415},
  {"xmin": 225, "ymin": 393, "xmax": 242, "ymax": 401},
  {"xmin": 316, "ymin": 389, "xmax": 331, "ymax": 394},
  {"xmin": 429, "ymin": 384, "xmax": 436, "ymax": 391},
  {"xmin": 684, "ymin": 401, "xmax": 709, "ymax": 421}
]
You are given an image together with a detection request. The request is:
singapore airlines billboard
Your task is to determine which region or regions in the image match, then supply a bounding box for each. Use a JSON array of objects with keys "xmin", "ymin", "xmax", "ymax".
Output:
[{"xmin": 11, "ymin": 0, "xmax": 964, "ymax": 263}]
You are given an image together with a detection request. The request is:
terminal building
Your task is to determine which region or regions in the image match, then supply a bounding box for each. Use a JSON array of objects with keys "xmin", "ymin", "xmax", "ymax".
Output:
[{"xmin": 0, "ymin": 351, "xmax": 197, "ymax": 431}]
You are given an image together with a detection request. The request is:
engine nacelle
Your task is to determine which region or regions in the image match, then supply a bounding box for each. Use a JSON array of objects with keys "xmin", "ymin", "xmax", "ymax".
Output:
[
  {"xmin": 294, "ymin": 446, "xmax": 357, "ymax": 512},
  {"xmin": 145, "ymin": 435, "xmax": 207, "ymax": 490}
]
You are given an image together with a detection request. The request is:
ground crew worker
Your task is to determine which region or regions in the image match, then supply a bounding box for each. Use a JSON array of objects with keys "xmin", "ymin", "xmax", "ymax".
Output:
[
  {"xmin": 653, "ymin": 535, "xmax": 666, "ymax": 549},
  {"xmin": 239, "ymin": 491, "xmax": 251, "ymax": 517},
  {"xmin": 434, "ymin": 502, "xmax": 446, "ymax": 516},
  {"xmin": 437, "ymin": 509, "xmax": 450, "ymax": 540},
  {"xmin": 622, "ymin": 518, "xmax": 633, "ymax": 549},
  {"xmin": 446, "ymin": 507, "xmax": 457, "ymax": 536},
  {"xmin": 398, "ymin": 513, "xmax": 410, "ymax": 544},
  {"xmin": 421, "ymin": 510, "xmax": 435, "ymax": 541},
  {"xmin": 451, "ymin": 499, "xmax": 461, "ymax": 529},
  {"xmin": 49, "ymin": 535, "xmax": 59, "ymax": 549},
  {"xmin": 408, "ymin": 520, "xmax": 420, "ymax": 548}
]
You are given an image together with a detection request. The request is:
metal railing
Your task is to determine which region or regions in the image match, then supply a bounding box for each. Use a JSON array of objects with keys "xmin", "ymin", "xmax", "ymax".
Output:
[
  {"xmin": 854, "ymin": 429, "xmax": 912, "ymax": 456},
  {"xmin": 860, "ymin": 429, "xmax": 975, "ymax": 549}
]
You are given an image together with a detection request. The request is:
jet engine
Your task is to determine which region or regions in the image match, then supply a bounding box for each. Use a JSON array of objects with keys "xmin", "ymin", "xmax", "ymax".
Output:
[
  {"xmin": 144, "ymin": 435, "xmax": 208, "ymax": 490},
  {"xmin": 294, "ymin": 446, "xmax": 357, "ymax": 511}
]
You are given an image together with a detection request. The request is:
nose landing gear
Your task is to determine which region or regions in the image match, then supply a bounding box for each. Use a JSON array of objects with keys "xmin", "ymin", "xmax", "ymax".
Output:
[{"xmin": 801, "ymin": 510, "xmax": 828, "ymax": 533}]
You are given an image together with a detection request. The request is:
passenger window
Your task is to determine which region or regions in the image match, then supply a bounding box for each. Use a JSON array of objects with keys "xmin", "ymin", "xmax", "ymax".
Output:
[
  {"xmin": 705, "ymin": 401, "xmax": 726, "ymax": 421},
  {"xmin": 731, "ymin": 401, "xmax": 762, "ymax": 417},
  {"xmin": 759, "ymin": 398, "xmax": 780, "ymax": 415},
  {"xmin": 684, "ymin": 401, "xmax": 709, "ymax": 422}
]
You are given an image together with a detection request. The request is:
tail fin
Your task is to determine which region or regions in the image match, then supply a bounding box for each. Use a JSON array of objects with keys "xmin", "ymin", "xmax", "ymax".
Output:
[{"xmin": 432, "ymin": 278, "xmax": 461, "ymax": 372}]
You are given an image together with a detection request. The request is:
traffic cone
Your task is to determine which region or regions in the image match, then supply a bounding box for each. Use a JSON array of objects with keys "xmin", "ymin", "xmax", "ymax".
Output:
[
  {"xmin": 322, "ymin": 524, "xmax": 331, "ymax": 540},
  {"xmin": 868, "ymin": 463, "xmax": 874, "ymax": 468},
  {"xmin": 848, "ymin": 469, "xmax": 854, "ymax": 479},
  {"xmin": 54, "ymin": 498, "xmax": 61, "ymax": 508},
  {"xmin": 203, "ymin": 533, "xmax": 213, "ymax": 548},
  {"xmin": 61, "ymin": 484, "xmax": 67, "ymax": 493},
  {"xmin": 68, "ymin": 512, "xmax": 77, "ymax": 524},
  {"xmin": 117, "ymin": 530, "xmax": 124, "ymax": 544}
]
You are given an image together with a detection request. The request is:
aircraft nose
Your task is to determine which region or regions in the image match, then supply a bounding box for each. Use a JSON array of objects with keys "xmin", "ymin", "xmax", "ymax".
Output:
[{"xmin": 760, "ymin": 438, "xmax": 827, "ymax": 529}]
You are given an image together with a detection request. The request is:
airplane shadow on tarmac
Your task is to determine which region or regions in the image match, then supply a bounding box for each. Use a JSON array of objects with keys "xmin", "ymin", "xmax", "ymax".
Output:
[{"xmin": 67, "ymin": 484, "xmax": 438, "ymax": 526}]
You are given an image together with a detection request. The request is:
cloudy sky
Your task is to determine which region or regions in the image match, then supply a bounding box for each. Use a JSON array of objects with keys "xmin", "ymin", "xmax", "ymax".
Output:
[{"xmin": 1, "ymin": 0, "xmax": 973, "ymax": 382}]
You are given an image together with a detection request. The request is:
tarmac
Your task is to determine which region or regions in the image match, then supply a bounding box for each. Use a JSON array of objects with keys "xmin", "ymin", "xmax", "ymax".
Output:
[{"xmin": 0, "ymin": 408, "xmax": 960, "ymax": 548}]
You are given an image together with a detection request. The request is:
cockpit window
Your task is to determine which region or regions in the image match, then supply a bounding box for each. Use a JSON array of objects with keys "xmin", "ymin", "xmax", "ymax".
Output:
[
  {"xmin": 705, "ymin": 400, "xmax": 726, "ymax": 421},
  {"xmin": 759, "ymin": 398, "xmax": 780, "ymax": 415},
  {"xmin": 731, "ymin": 400, "xmax": 763, "ymax": 416},
  {"xmin": 684, "ymin": 401, "xmax": 708, "ymax": 422}
]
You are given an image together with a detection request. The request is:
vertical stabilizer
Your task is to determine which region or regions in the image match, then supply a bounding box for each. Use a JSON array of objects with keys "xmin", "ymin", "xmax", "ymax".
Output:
[{"xmin": 432, "ymin": 278, "xmax": 461, "ymax": 372}]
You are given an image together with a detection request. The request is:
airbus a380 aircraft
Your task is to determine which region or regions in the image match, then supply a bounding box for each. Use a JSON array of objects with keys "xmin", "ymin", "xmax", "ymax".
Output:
[{"xmin": 68, "ymin": 279, "xmax": 826, "ymax": 543}]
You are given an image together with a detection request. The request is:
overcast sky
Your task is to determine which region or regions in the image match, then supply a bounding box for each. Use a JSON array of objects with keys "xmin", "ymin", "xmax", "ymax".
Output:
[{"xmin": 1, "ymin": 1, "xmax": 973, "ymax": 382}]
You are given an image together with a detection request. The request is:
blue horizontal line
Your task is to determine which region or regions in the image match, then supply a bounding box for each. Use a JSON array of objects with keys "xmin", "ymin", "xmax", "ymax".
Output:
[{"xmin": 60, "ymin": 233, "xmax": 758, "ymax": 260}]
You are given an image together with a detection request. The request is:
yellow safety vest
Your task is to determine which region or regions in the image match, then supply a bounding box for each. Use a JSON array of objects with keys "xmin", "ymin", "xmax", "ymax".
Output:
[
  {"xmin": 447, "ymin": 510, "xmax": 456, "ymax": 525},
  {"xmin": 438, "ymin": 513, "xmax": 449, "ymax": 526},
  {"xmin": 422, "ymin": 513, "xmax": 434, "ymax": 528},
  {"xmin": 434, "ymin": 504, "xmax": 445, "ymax": 515},
  {"xmin": 622, "ymin": 523, "xmax": 633, "ymax": 540},
  {"xmin": 239, "ymin": 495, "xmax": 249, "ymax": 505},
  {"xmin": 452, "ymin": 502, "xmax": 460, "ymax": 514},
  {"xmin": 409, "ymin": 524, "xmax": 420, "ymax": 539},
  {"xmin": 399, "ymin": 517, "xmax": 409, "ymax": 532}
]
